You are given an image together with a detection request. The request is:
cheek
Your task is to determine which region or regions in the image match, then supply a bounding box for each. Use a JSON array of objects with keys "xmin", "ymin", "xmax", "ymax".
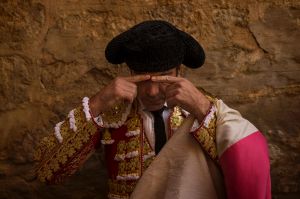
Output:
[
  {"xmin": 159, "ymin": 84, "xmax": 168, "ymax": 93},
  {"xmin": 136, "ymin": 84, "xmax": 146, "ymax": 98}
]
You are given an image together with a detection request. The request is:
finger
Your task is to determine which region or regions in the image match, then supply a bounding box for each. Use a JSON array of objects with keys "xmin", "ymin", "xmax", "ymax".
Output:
[
  {"xmin": 119, "ymin": 90, "xmax": 137, "ymax": 103},
  {"xmin": 123, "ymin": 75, "xmax": 151, "ymax": 83},
  {"xmin": 166, "ymin": 83, "xmax": 180, "ymax": 91},
  {"xmin": 116, "ymin": 84, "xmax": 137, "ymax": 99},
  {"xmin": 166, "ymin": 97, "xmax": 179, "ymax": 108},
  {"xmin": 114, "ymin": 77, "xmax": 137, "ymax": 92},
  {"xmin": 165, "ymin": 89, "xmax": 180, "ymax": 99},
  {"xmin": 151, "ymin": 75, "xmax": 182, "ymax": 83},
  {"xmin": 119, "ymin": 87, "xmax": 137, "ymax": 98},
  {"xmin": 120, "ymin": 81, "xmax": 137, "ymax": 91},
  {"xmin": 165, "ymin": 83, "xmax": 182, "ymax": 97}
]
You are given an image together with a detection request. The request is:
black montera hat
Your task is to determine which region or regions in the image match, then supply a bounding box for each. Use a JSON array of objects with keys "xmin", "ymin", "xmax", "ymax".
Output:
[{"xmin": 105, "ymin": 20, "xmax": 205, "ymax": 72}]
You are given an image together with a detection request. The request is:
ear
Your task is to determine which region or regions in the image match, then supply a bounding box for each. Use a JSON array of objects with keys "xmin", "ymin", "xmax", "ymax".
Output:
[{"xmin": 176, "ymin": 65, "xmax": 185, "ymax": 77}]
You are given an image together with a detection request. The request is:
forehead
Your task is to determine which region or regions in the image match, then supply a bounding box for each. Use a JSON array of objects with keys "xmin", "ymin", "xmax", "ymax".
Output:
[{"xmin": 132, "ymin": 68, "xmax": 177, "ymax": 76}]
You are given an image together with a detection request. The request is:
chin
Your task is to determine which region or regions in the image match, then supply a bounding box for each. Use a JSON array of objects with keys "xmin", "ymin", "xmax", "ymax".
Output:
[{"xmin": 144, "ymin": 103, "xmax": 165, "ymax": 111}]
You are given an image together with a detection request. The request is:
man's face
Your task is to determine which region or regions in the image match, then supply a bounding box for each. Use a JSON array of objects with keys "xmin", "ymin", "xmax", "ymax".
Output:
[{"xmin": 132, "ymin": 68, "xmax": 178, "ymax": 111}]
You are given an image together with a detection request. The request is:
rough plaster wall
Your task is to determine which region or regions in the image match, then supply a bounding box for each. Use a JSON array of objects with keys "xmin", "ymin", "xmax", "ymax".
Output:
[{"xmin": 0, "ymin": 0, "xmax": 299, "ymax": 198}]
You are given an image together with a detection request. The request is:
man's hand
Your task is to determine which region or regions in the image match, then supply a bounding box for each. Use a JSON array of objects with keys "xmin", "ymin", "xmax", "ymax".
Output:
[
  {"xmin": 89, "ymin": 75, "xmax": 150, "ymax": 116},
  {"xmin": 151, "ymin": 76, "xmax": 211, "ymax": 122}
]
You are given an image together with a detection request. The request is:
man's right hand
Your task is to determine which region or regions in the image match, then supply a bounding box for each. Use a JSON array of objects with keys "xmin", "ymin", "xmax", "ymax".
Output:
[{"xmin": 89, "ymin": 75, "xmax": 150, "ymax": 116}]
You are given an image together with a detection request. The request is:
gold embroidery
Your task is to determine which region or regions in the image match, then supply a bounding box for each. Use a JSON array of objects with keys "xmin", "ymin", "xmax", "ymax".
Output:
[
  {"xmin": 34, "ymin": 135, "xmax": 57, "ymax": 162},
  {"xmin": 125, "ymin": 102, "xmax": 141, "ymax": 138},
  {"xmin": 116, "ymin": 137, "xmax": 141, "ymax": 178},
  {"xmin": 127, "ymin": 137, "xmax": 139, "ymax": 153},
  {"xmin": 126, "ymin": 156, "xmax": 140, "ymax": 175},
  {"xmin": 115, "ymin": 107, "xmax": 142, "ymax": 180},
  {"xmin": 193, "ymin": 110, "xmax": 218, "ymax": 161},
  {"xmin": 143, "ymin": 139, "xmax": 152, "ymax": 155},
  {"xmin": 117, "ymin": 141, "xmax": 127, "ymax": 155},
  {"xmin": 170, "ymin": 106, "xmax": 184, "ymax": 130},
  {"xmin": 101, "ymin": 128, "xmax": 114, "ymax": 144},
  {"xmin": 143, "ymin": 156, "xmax": 155, "ymax": 170},
  {"xmin": 142, "ymin": 135, "xmax": 156, "ymax": 171},
  {"xmin": 115, "ymin": 140, "xmax": 126, "ymax": 161},
  {"xmin": 198, "ymin": 87, "xmax": 217, "ymax": 101},
  {"xmin": 35, "ymin": 106, "xmax": 98, "ymax": 182},
  {"xmin": 108, "ymin": 179, "xmax": 136, "ymax": 199},
  {"xmin": 101, "ymin": 102, "xmax": 128, "ymax": 125},
  {"xmin": 118, "ymin": 161, "xmax": 127, "ymax": 176},
  {"xmin": 126, "ymin": 116, "xmax": 141, "ymax": 132}
]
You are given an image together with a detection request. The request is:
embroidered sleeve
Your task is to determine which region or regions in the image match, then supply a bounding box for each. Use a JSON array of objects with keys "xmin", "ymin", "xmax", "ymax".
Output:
[
  {"xmin": 34, "ymin": 97, "xmax": 102, "ymax": 184},
  {"xmin": 100, "ymin": 101, "xmax": 132, "ymax": 128},
  {"xmin": 190, "ymin": 103, "xmax": 218, "ymax": 162}
]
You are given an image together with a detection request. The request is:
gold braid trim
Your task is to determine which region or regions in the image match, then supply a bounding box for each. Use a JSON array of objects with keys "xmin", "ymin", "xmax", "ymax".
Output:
[
  {"xmin": 35, "ymin": 106, "xmax": 99, "ymax": 183},
  {"xmin": 142, "ymin": 140, "xmax": 155, "ymax": 171},
  {"xmin": 192, "ymin": 95, "xmax": 218, "ymax": 162},
  {"xmin": 193, "ymin": 114, "xmax": 218, "ymax": 161},
  {"xmin": 108, "ymin": 179, "xmax": 136, "ymax": 199}
]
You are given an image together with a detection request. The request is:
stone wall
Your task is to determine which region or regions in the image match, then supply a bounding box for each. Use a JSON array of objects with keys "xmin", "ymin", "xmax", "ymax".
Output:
[{"xmin": 0, "ymin": 0, "xmax": 299, "ymax": 198}]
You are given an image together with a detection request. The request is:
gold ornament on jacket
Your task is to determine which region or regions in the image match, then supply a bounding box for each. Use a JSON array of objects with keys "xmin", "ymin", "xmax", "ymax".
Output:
[
  {"xmin": 170, "ymin": 106, "xmax": 184, "ymax": 130},
  {"xmin": 101, "ymin": 128, "xmax": 114, "ymax": 144}
]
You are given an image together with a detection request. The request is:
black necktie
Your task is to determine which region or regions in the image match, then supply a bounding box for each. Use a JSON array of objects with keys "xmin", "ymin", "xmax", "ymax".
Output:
[{"xmin": 151, "ymin": 108, "xmax": 166, "ymax": 154}]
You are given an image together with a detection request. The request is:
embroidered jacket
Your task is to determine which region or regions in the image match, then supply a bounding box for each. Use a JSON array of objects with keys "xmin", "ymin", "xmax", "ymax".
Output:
[
  {"xmin": 35, "ymin": 95, "xmax": 218, "ymax": 198},
  {"xmin": 35, "ymin": 95, "xmax": 271, "ymax": 199}
]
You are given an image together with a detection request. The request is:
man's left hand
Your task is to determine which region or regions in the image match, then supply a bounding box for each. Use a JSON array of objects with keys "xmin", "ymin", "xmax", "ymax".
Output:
[{"xmin": 151, "ymin": 76, "xmax": 211, "ymax": 122}]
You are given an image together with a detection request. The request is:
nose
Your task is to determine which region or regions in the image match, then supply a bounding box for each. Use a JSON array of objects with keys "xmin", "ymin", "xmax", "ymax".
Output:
[{"xmin": 147, "ymin": 82, "xmax": 160, "ymax": 97}]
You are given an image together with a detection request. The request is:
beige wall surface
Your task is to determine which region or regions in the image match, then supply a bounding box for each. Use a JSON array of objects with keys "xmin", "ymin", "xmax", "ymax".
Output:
[{"xmin": 0, "ymin": 0, "xmax": 299, "ymax": 198}]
